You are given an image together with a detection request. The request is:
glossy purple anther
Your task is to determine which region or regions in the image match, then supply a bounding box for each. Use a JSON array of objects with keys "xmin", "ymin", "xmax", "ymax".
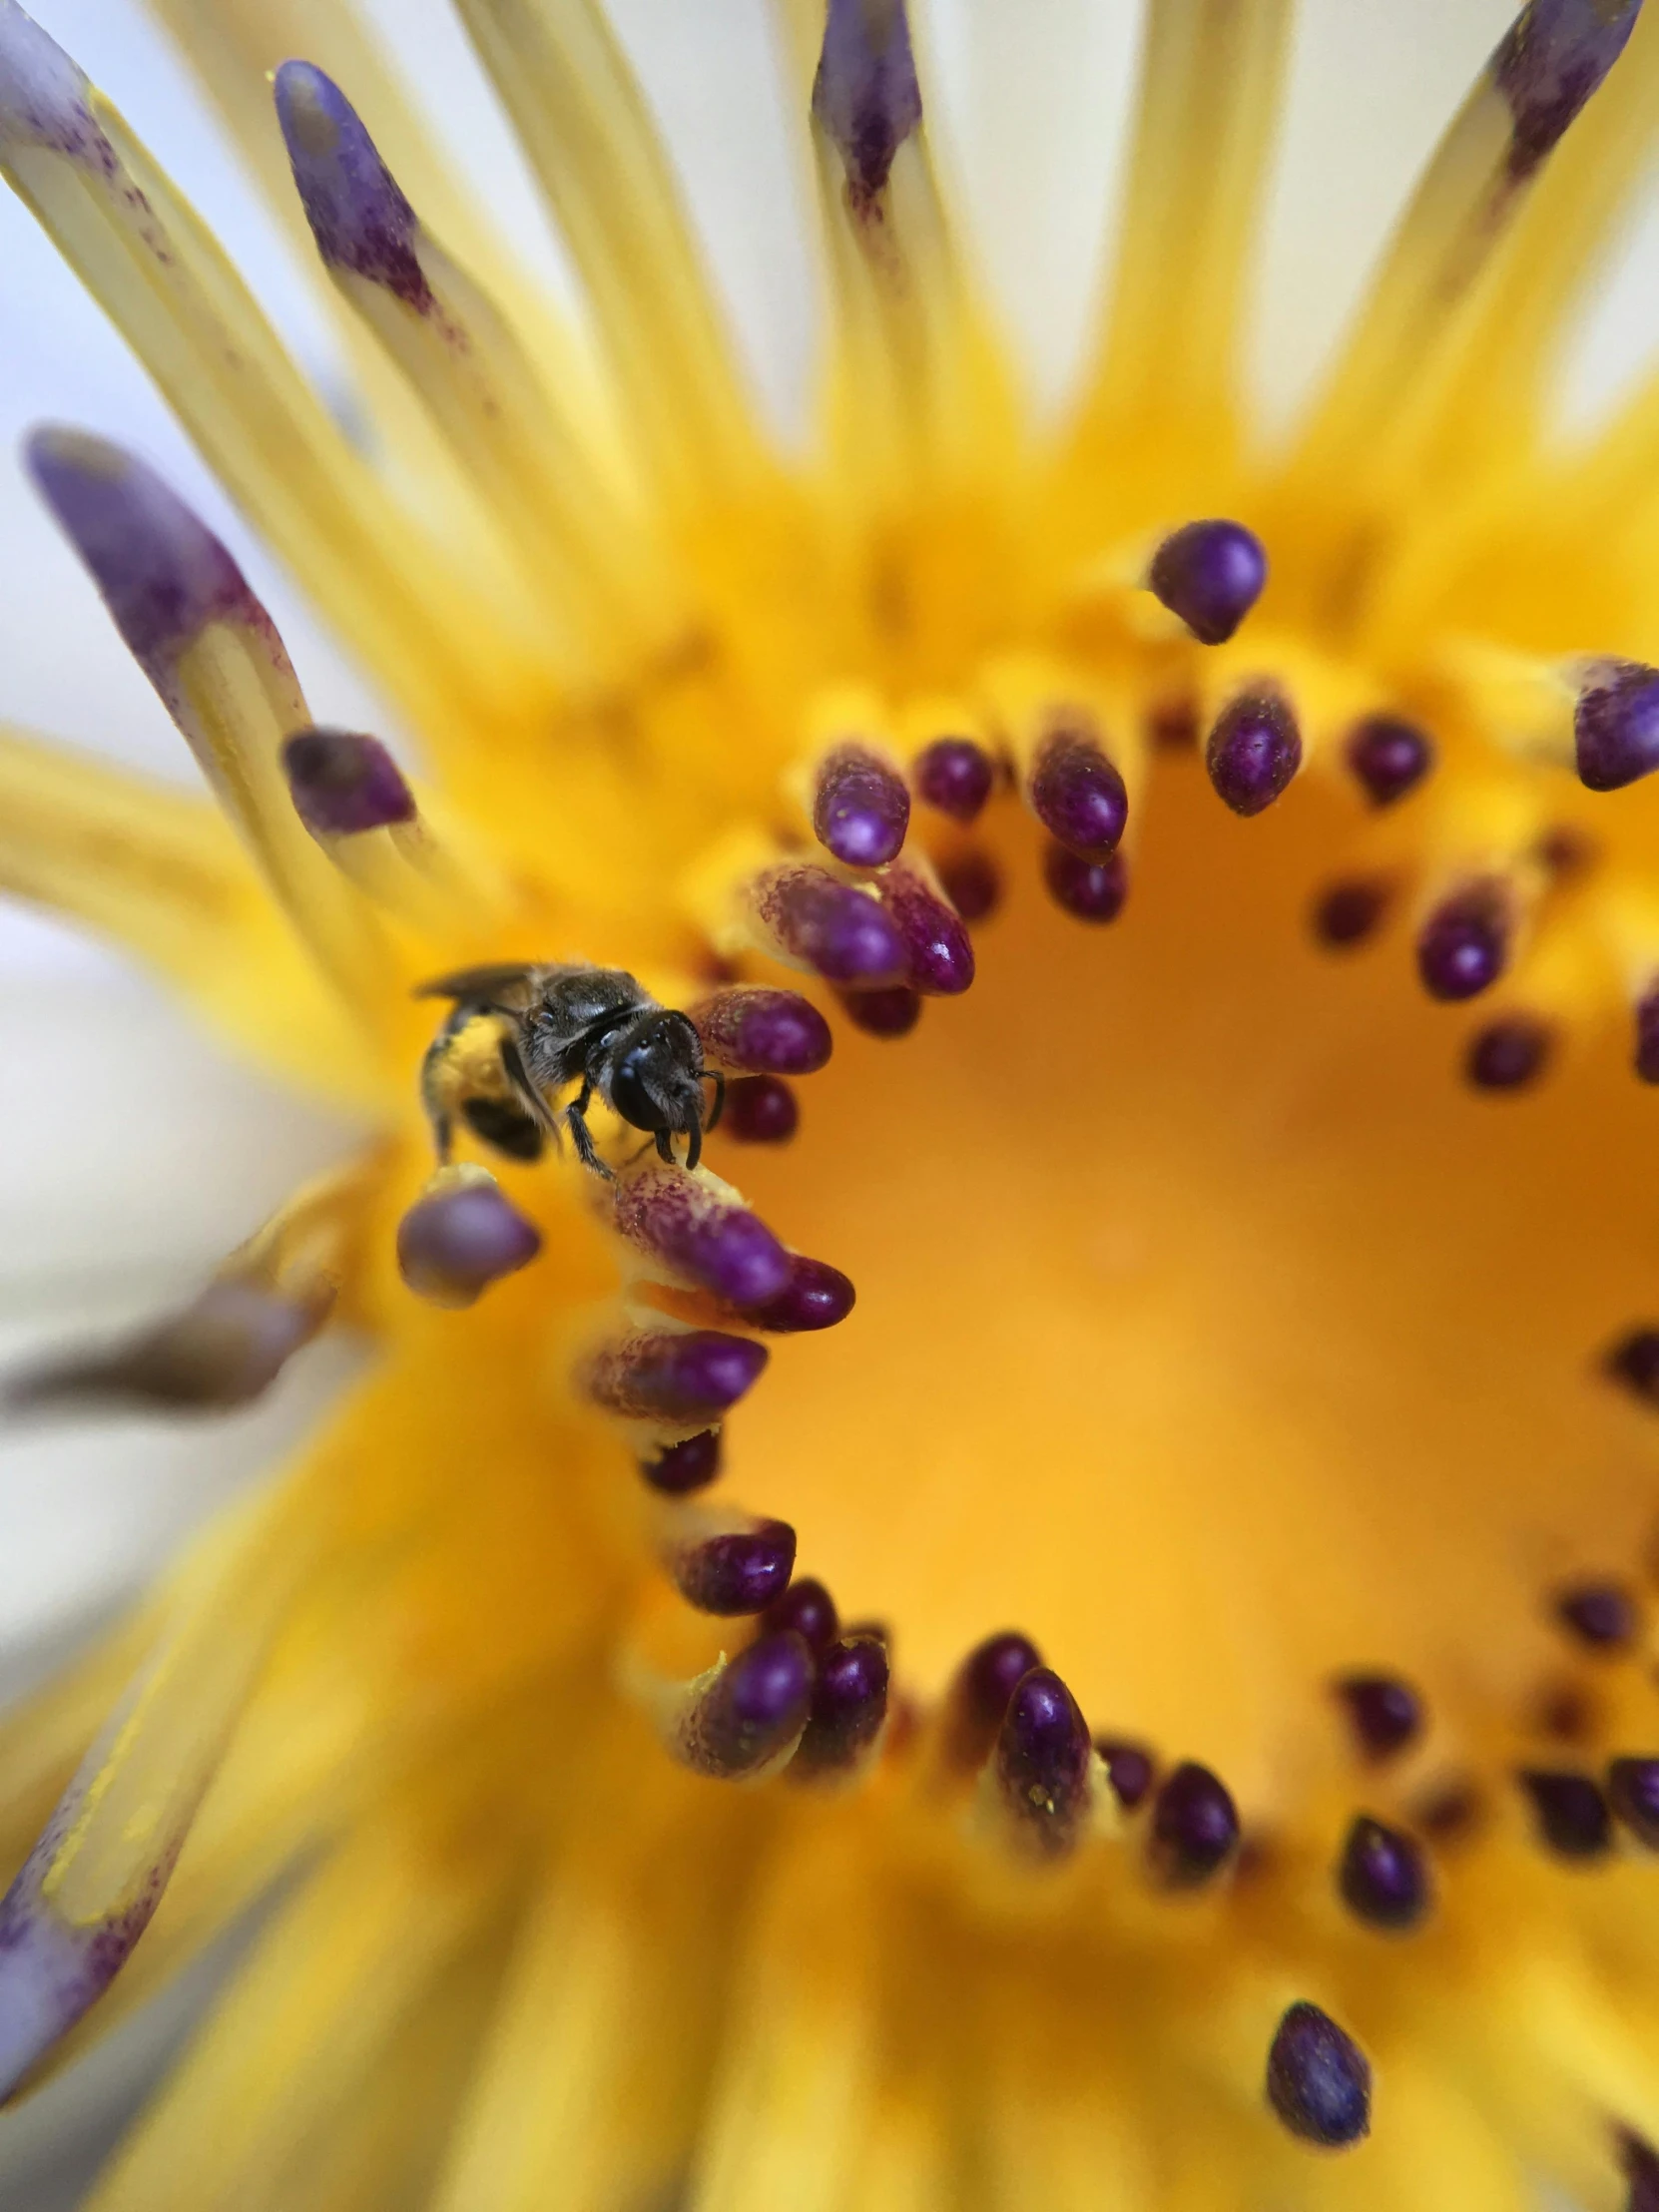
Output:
[
  {"xmin": 1604, "ymin": 1327, "xmax": 1659, "ymax": 1406},
  {"xmin": 1608, "ymin": 1758, "xmax": 1659, "ymax": 1848},
  {"xmin": 1346, "ymin": 715, "xmax": 1434, "ymax": 807},
  {"xmin": 763, "ymin": 1576, "xmax": 839, "ymax": 1653},
  {"xmin": 740, "ymin": 1256, "xmax": 856, "ymax": 1335},
  {"xmin": 640, "ymin": 1428, "xmax": 723, "ymax": 1494},
  {"xmin": 1333, "ymin": 1673, "xmax": 1423, "ymax": 1761},
  {"xmin": 936, "ymin": 849, "xmax": 1000, "ymax": 923},
  {"xmin": 1095, "ymin": 1738, "xmax": 1157, "ymax": 1811},
  {"xmin": 1205, "ymin": 691, "xmax": 1302, "ymax": 817},
  {"xmin": 1634, "ymin": 984, "xmax": 1659, "ymax": 1083},
  {"xmin": 691, "ymin": 987, "xmax": 832, "ymax": 1077},
  {"xmin": 995, "ymin": 1667, "xmax": 1094, "ymax": 1858},
  {"xmin": 1416, "ymin": 881, "xmax": 1510, "ymax": 1000},
  {"xmin": 793, "ymin": 1634, "xmax": 891, "ymax": 1778},
  {"xmin": 674, "ymin": 1630, "xmax": 815, "ymax": 1780},
  {"xmin": 913, "ymin": 736, "xmax": 995, "ymax": 823},
  {"xmin": 813, "ymin": 742, "xmax": 910, "ymax": 868},
  {"xmin": 613, "ymin": 1169, "xmax": 791, "ymax": 1309},
  {"xmin": 753, "ymin": 865, "xmax": 908, "ymax": 986},
  {"xmin": 1266, "ymin": 2002, "xmax": 1372, "ymax": 2149},
  {"xmin": 1554, "ymin": 1580, "xmax": 1639, "ymax": 1650},
  {"xmin": 1621, "ymin": 2132, "xmax": 1659, "ymax": 2212},
  {"xmin": 1147, "ymin": 520, "xmax": 1267, "ymax": 646},
  {"xmin": 880, "ymin": 862, "xmax": 974, "ymax": 994},
  {"xmin": 281, "ymin": 727, "xmax": 414, "ymax": 838},
  {"xmin": 1028, "ymin": 727, "xmax": 1128, "ymax": 858},
  {"xmin": 1338, "ymin": 1815, "xmax": 1430, "ymax": 1932},
  {"xmin": 275, "ymin": 63, "xmax": 430, "ymax": 309},
  {"xmin": 1043, "ymin": 841, "xmax": 1129, "ymax": 924},
  {"xmin": 812, "ymin": 0, "xmax": 922, "ymax": 210},
  {"xmin": 583, "ymin": 1330, "xmax": 769, "ymax": 1422},
  {"xmin": 840, "ymin": 985, "xmax": 921, "ymax": 1037},
  {"xmin": 396, "ymin": 1181, "xmax": 541, "ymax": 1308},
  {"xmin": 671, "ymin": 1518, "xmax": 797, "ymax": 1616},
  {"xmin": 1518, "ymin": 1767, "xmax": 1613, "ymax": 1859},
  {"xmin": 1465, "ymin": 1015, "xmax": 1552, "ymax": 1091},
  {"xmin": 7, "ymin": 1279, "xmax": 322, "ymax": 1414},
  {"xmin": 1149, "ymin": 1762, "xmax": 1240, "ymax": 1887},
  {"xmin": 1312, "ymin": 876, "xmax": 1390, "ymax": 949},
  {"xmin": 944, "ymin": 1630, "xmax": 1044, "ymax": 1768},
  {"xmin": 1574, "ymin": 658, "xmax": 1659, "ymax": 792},
  {"xmin": 1494, "ymin": 0, "xmax": 1642, "ymax": 186},
  {"xmin": 721, "ymin": 1075, "xmax": 799, "ymax": 1144}
]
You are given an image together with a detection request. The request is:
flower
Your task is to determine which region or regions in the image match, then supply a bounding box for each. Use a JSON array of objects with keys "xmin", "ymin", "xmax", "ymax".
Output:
[{"xmin": 4, "ymin": 0, "xmax": 1659, "ymax": 2202}]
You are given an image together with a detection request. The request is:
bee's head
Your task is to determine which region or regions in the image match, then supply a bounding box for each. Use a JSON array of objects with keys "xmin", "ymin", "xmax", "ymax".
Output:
[{"xmin": 609, "ymin": 1010, "xmax": 712, "ymax": 1167}]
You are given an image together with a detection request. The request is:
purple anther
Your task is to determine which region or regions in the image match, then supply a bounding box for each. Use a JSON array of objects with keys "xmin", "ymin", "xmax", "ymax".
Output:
[
  {"xmin": 275, "ymin": 63, "xmax": 431, "ymax": 308},
  {"xmin": 741, "ymin": 1256, "xmax": 856, "ymax": 1334},
  {"xmin": 1147, "ymin": 519, "xmax": 1267, "ymax": 646},
  {"xmin": 1465, "ymin": 1015, "xmax": 1552, "ymax": 1090},
  {"xmin": 673, "ymin": 1630, "xmax": 814, "ymax": 1780},
  {"xmin": 751, "ymin": 864, "xmax": 908, "ymax": 986},
  {"xmin": 793, "ymin": 1634, "xmax": 891, "ymax": 1778},
  {"xmin": 936, "ymin": 848, "xmax": 1001, "ymax": 923},
  {"xmin": 7, "ymin": 1279, "xmax": 322, "ymax": 1415},
  {"xmin": 1094, "ymin": 1738, "xmax": 1157, "ymax": 1811},
  {"xmin": 1574, "ymin": 658, "xmax": 1659, "ymax": 792},
  {"xmin": 1416, "ymin": 881, "xmax": 1510, "ymax": 1000},
  {"xmin": 880, "ymin": 861, "xmax": 975, "ymax": 993},
  {"xmin": 912, "ymin": 737, "xmax": 994, "ymax": 823},
  {"xmin": 1634, "ymin": 984, "xmax": 1659, "ymax": 1082},
  {"xmin": 1044, "ymin": 841, "xmax": 1129, "ymax": 923},
  {"xmin": 670, "ymin": 1518, "xmax": 797, "ymax": 1616},
  {"xmin": 943, "ymin": 1630, "xmax": 1044, "ymax": 1768},
  {"xmin": 1605, "ymin": 1327, "xmax": 1659, "ymax": 1406},
  {"xmin": 1312, "ymin": 876, "xmax": 1390, "ymax": 949},
  {"xmin": 1622, "ymin": 2132, "xmax": 1659, "ymax": 2212},
  {"xmin": 1346, "ymin": 715, "xmax": 1434, "ymax": 807},
  {"xmin": 640, "ymin": 1428, "xmax": 723, "ymax": 1494},
  {"xmin": 995, "ymin": 1667, "xmax": 1094, "ymax": 1858},
  {"xmin": 812, "ymin": 0, "xmax": 922, "ymax": 210},
  {"xmin": 1333, "ymin": 1673, "xmax": 1424, "ymax": 1761},
  {"xmin": 1338, "ymin": 1815, "xmax": 1430, "ymax": 1932},
  {"xmin": 281, "ymin": 727, "xmax": 414, "ymax": 837},
  {"xmin": 1494, "ymin": 0, "xmax": 1642, "ymax": 185},
  {"xmin": 1266, "ymin": 2002, "xmax": 1372, "ymax": 2149},
  {"xmin": 1149, "ymin": 1762, "xmax": 1240, "ymax": 1887},
  {"xmin": 583, "ymin": 1329, "xmax": 769, "ymax": 1422},
  {"xmin": 839, "ymin": 985, "xmax": 921, "ymax": 1037},
  {"xmin": 691, "ymin": 987, "xmax": 833, "ymax": 1075},
  {"xmin": 613, "ymin": 1168, "xmax": 791, "ymax": 1308},
  {"xmin": 1028, "ymin": 727, "xmax": 1128, "ymax": 858},
  {"xmin": 1517, "ymin": 1767, "xmax": 1613, "ymax": 1858},
  {"xmin": 813, "ymin": 742, "xmax": 910, "ymax": 868},
  {"xmin": 1205, "ymin": 691, "xmax": 1302, "ymax": 817},
  {"xmin": 396, "ymin": 1181, "xmax": 540, "ymax": 1308},
  {"xmin": 1608, "ymin": 1758, "xmax": 1659, "ymax": 1848},
  {"xmin": 722, "ymin": 1075, "xmax": 799, "ymax": 1143},
  {"xmin": 763, "ymin": 1576, "xmax": 839, "ymax": 1653},
  {"xmin": 1554, "ymin": 1580, "xmax": 1639, "ymax": 1650},
  {"xmin": 0, "ymin": 3, "xmax": 100, "ymax": 161}
]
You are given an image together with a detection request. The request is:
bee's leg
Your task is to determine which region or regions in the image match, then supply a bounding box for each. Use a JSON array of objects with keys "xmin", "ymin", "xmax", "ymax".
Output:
[
  {"xmin": 565, "ymin": 1080, "xmax": 613, "ymax": 1180},
  {"xmin": 418, "ymin": 1034, "xmax": 456, "ymax": 1164},
  {"xmin": 657, "ymin": 1129, "xmax": 680, "ymax": 1166},
  {"xmin": 705, "ymin": 1072, "xmax": 726, "ymax": 1132}
]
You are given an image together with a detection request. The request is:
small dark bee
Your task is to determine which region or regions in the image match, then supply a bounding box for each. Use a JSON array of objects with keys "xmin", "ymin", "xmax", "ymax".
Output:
[{"xmin": 416, "ymin": 962, "xmax": 723, "ymax": 1178}]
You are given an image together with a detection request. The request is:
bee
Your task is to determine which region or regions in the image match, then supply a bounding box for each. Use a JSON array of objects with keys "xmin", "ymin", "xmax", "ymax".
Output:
[{"xmin": 416, "ymin": 962, "xmax": 724, "ymax": 1179}]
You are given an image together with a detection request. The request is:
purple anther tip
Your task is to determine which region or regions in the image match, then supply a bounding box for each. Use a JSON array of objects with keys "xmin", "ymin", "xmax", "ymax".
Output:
[
  {"xmin": 8, "ymin": 1279, "xmax": 319, "ymax": 1414},
  {"xmin": 794, "ymin": 1634, "xmax": 890, "ymax": 1778},
  {"xmin": 1465, "ymin": 1014, "xmax": 1552, "ymax": 1091},
  {"xmin": 1205, "ymin": 692, "xmax": 1302, "ymax": 818},
  {"xmin": 1554, "ymin": 1579, "xmax": 1639, "ymax": 1650},
  {"xmin": 1339, "ymin": 1815, "xmax": 1430, "ymax": 1932},
  {"xmin": 763, "ymin": 1576, "xmax": 839, "ymax": 1653},
  {"xmin": 640, "ymin": 1428, "xmax": 723, "ymax": 1494},
  {"xmin": 692, "ymin": 987, "xmax": 832, "ymax": 1076},
  {"xmin": 396, "ymin": 1182, "xmax": 540, "ymax": 1308},
  {"xmin": 282, "ymin": 727, "xmax": 414, "ymax": 837},
  {"xmin": 767, "ymin": 869, "xmax": 908, "ymax": 986},
  {"xmin": 996, "ymin": 1667, "xmax": 1094, "ymax": 1855},
  {"xmin": 1147, "ymin": 519, "xmax": 1268, "ymax": 646},
  {"xmin": 1044, "ymin": 842, "xmax": 1128, "ymax": 924},
  {"xmin": 1603, "ymin": 1326, "xmax": 1659, "ymax": 1406},
  {"xmin": 589, "ymin": 1329, "xmax": 769, "ymax": 1422},
  {"xmin": 274, "ymin": 61, "xmax": 430, "ymax": 307},
  {"xmin": 1416, "ymin": 881, "xmax": 1510, "ymax": 1000},
  {"xmin": 1608, "ymin": 1757, "xmax": 1659, "ymax": 1848},
  {"xmin": 615, "ymin": 1171, "xmax": 791, "ymax": 1308},
  {"xmin": 1150, "ymin": 1761, "xmax": 1240, "ymax": 1886},
  {"xmin": 1312, "ymin": 876, "xmax": 1390, "ymax": 950},
  {"xmin": 1029, "ymin": 729, "xmax": 1128, "ymax": 859},
  {"xmin": 945, "ymin": 1630, "xmax": 1043, "ymax": 1766},
  {"xmin": 936, "ymin": 848, "xmax": 1001, "ymax": 923},
  {"xmin": 812, "ymin": 0, "xmax": 922, "ymax": 207},
  {"xmin": 1347, "ymin": 715, "xmax": 1434, "ymax": 807},
  {"xmin": 1517, "ymin": 1767, "xmax": 1613, "ymax": 1858},
  {"xmin": 722, "ymin": 1075, "xmax": 800, "ymax": 1143},
  {"xmin": 912, "ymin": 737, "xmax": 994, "ymax": 823},
  {"xmin": 1334, "ymin": 1673, "xmax": 1423, "ymax": 1761},
  {"xmin": 26, "ymin": 428, "xmax": 253, "ymax": 671},
  {"xmin": 813, "ymin": 742, "xmax": 910, "ymax": 868},
  {"xmin": 1094, "ymin": 1738, "xmax": 1157, "ymax": 1811},
  {"xmin": 1622, "ymin": 2132, "xmax": 1659, "ymax": 2212},
  {"xmin": 741, "ymin": 1256, "xmax": 856, "ymax": 1334},
  {"xmin": 1266, "ymin": 2003, "xmax": 1372, "ymax": 2149},
  {"xmin": 839, "ymin": 985, "xmax": 921, "ymax": 1037},
  {"xmin": 1574, "ymin": 658, "xmax": 1659, "ymax": 792},
  {"xmin": 1634, "ymin": 984, "xmax": 1659, "ymax": 1083},
  {"xmin": 680, "ymin": 1630, "xmax": 814, "ymax": 1780},
  {"xmin": 880, "ymin": 864, "xmax": 974, "ymax": 994},
  {"xmin": 1494, "ymin": 0, "xmax": 1642, "ymax": 185},
  {"xmin": 673, "ymin": 1518, "xmax": 797, "ymax": 1616}
]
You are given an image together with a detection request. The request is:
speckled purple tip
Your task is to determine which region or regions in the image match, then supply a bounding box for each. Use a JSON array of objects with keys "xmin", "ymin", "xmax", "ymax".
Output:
[
  {"xmin": 1518, "ymin": 1767, "xmax": 1613, "ymax": 1858},
  {"xmin": 1266, "ymin": 2002, "xmax": 1372, "ymax": 2148},
  {"xmin": 0, "ymin": 2, "xmax": 99, "ymax": 160},
  {"xmin": 397, "ymin": 1181, "xmax": 541, "ymax": 1307},
  {"xmin": 1608, "ymin": 1757, "xmax": 1659, "ymax": 1848},
  {"xmin": 1312, "ymin": 876, "xmax": 1391, "ymax": 949},
  {"xmin": 741, "ymin": 1256, "xmax": 856, "ymax": 1334},
  {"xmin": 1574, "ymin": 658, "xmax": 1659, "ymax": 792},
  {"xmin": 1606, "ymin": 1326, "xmax": 1659, "ymax": 1405},
  {"xmin": 1554, "ymin": 1579, "xmax": 1639, "ymax": 1649},
  {"xmin": 282, "ymin": 727, "xmax": 414, "ymax": 837},
  {"xmin": 1415, "ymin": 881, "xmax": 1509, "ymax": 1000},
  {"xmin": 1029, "ymin": 728, "xmax": 1128, "ymax": 858},
  {"xmin": 792, "ymin": 1633, "xmax": 890, "ymax": 1779},
  {"xmin": 812, "ymin": 0, "xmax": 922, "ymax": 208},
  {"xmin": 912, "ymin": 736, "xmax": 994, "ymax": 823},
  {"xmin": 585, "ymin": 1329, "xmax": 769, "ymax": 1422},
  {"xmin": 1147, "ymin": 519, "xmax": 1267, "ymax": 646},
  {"xmin": 1094, "ymin": 1738, "xmax": 1157, "ymax": 1811},
  {"xmin": 995, "ymin": 1666, "xmax": 1094, "ymax": 1857},
  {"xmin": 1333, "ymin": 1673, "xmax": 1423, "ymax": 1761},
  {"xmin": 613, "ymin": 1170, "xmax": 792, "ymax": 1309},
  {"xmin": 1347, "ymin": 714, "xmax": 1434, "ymax": 806},
  {"xmin": 1493, "ymin": 0, "xmax": 1641, "ymax": 185},
  {"xmin": 1149, "ymin": 1761, "xmax": 1240, "ymax": 1887},
  {"xmin": 671, "ymin": 1518, "xmax": 797, "ymax": 1616},
  {"xmin": 639, "ymin": 1428, "xmax": 723, "ymax": 1494},
  {"xmin": 880, "ymin": 862, "xmax": 974, "ymax": 994},
  {"xmin": 692, "ymin": 987, "xmax": 832, "ymax": 1076},
  {"xmin": 755, "ymin": 865, "xmax": 908, "ymax": 986},
  {"xmin": 944, "ymin": 1630, "xmax": 1043, "ymax": 1769},
  {"xmin": 763, "ymin": 1575, "xmax": 839, "ymax": 1653},
  {"xmin": 1464, "ymin": 1014, "xmax": 1552, "ymax": 1091},
  {"xmin": 1205, "ymin": 691, "xmax": 1302, "ymax": 817},
  {"xmin": 674, "ymin": 1630, "xmax": 814, "ymax": 1779},
  {"xmin": 721, "ymin": 1075, "xmax": 799, "ymax": 1144},
  {"xmin": 813, "ymin": 742, "xmax": 910, "ymax": 868},
  {"xmin": 275, "ymin": 61, "xmax": 431, "ymax": 307},
  {"xmin": 1044, "ymin": 842, "xmax": 1128, "ymax": 923},
  {"xmin": 1338, "ymin": 1815, "xmax": 1430, "ymax": 1932}
]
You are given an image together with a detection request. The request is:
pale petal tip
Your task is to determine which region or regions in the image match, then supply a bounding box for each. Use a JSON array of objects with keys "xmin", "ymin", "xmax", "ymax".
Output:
[
  {"xmin": 812, "ymin": 0, "xmax": 922, "ymax": 207},
  {"xmin": 0, "ymin": 0, "xmax": 98, "ymax": 160},
  {"xmin": 275, "ymin": 61, "xmax": 429, "ymax": 307}
]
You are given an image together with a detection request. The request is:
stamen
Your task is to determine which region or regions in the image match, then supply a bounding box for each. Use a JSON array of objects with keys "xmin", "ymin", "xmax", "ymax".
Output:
[
  {"xmin": 396, "ymin": 1169, "xmax": 541, "ymax": 1308},
  {"xmin": 1148, "ymin": 1761, "xmax": 1240, "ymax": 1887},
  {"xmin": 942, "ymin": 1631, "xmax": 1044, "ymax": 1770},
  {"xmin": 1495, "ymin": 0, "xmax": 1644, "ymax": 184},
  {"xmin": 1464, "ymin": 1015, "xmax": 1553, "ymax": 1091},
  {"xmin": 8, "ymin": 1280, "xmax": 323, "ymax": 1414},
  {"xmin": 763, "ymin": 1577, "xmax": 840, "ymax": 1653},
  {"xmin": 1415, "ymin": 881, "xmax": 1511, "ymax": 1000},
  {"xmin": 1633, "ymin": 984, "xmax": 1659, "ymax": 1083},
  {"xmin": 1044, "ymin": 843, "xmax": 1129, "ymax": 924},
  {"xmin": 612, "ymin": 1164, "xmax": 792, "ymax": 1310},
  {"xmin": 935, "ymin": 849, "xmax": 1001, "ymax": 923},
  {"xmin": 792, "ymin": 1633, "xmax": 890, "ymax": 1780},
  {"xmin": 1621, "ymin": 2132, "xmax": 1659, "ymax": 2212},
  {"xmin": 839, "ymin": 985, "xmax": 922, "ymax": 1037},
  {"xmin": 1346, "ymin": 716, "xmax": 1435, "ymax": 807},
  {"xmin": 1573, "ymin": 658, "xmax": 1659, "ymax": 791},
  {"xmin": 1094, "ymin": 1738, "xmax": 1157, "ymax": 1811},
  {"xmin": 812, "ymin": 742, "xmax": 911, "ymax": 869},
  {"xmin": 1146, "ymin": 520, "xmax": 1267, "ymax": 646},
  {"xmin": 640, "ymin": 1429, "xmax": 723, "ymax": 1495},
  {"xmin": 1554, "ymin": 1580, "xmax": 1639, "ymax": 1649},
  {"xmin": 1338, "ymin": 1815, "xmax": 1431, "ymax": 1931},
  {"xmin": 581, "ymin": 1328, "xmax": 769, "ymax": 1422},
  {"xmin": 669, "ymin": 1632, "xmax": 815, "ymax": 1781},
  {"xmin": 1516, "ymin": 1767, "xmax": 1614, "ymax": 1858},
  {"xmin": 992, "ymin": 1666, "xmax": 1096, "ymax": 1859},
  {"xmin": 879, "ymin": 859, "xmax": 975, "ymax": 994},
  {"xmin": 1204, "ymin": 690, "xmax": 1302, "ymax": 818},
  {"xmin": 275, "ymin": 62, "xmax": 428, "ymax": 302},
  {"xmin": 1334, "ymin": 1672, "xmax": 1424, "ymax": 1761},
  {"xmin": 812, "ymin": 0, "xmax": 922, "ymax": 212},
  {"xmin": 1607, "ymin": 1757, "xmax": 1659, "ymax": 1847},
  {"xmin": 722, "ymin": 1076, "xmax": 800, "ymax": 1145},
  {"xmin": 740, "ymin": 1257, "xmax": 856, "ymax": 1335},
  {"xmin": 690, "ymin": 987, "xmax": 833, "ymax": 1078},
  {"xmin": 912, "ymin": 737, "xmax": 994, "ymax": 824},
  {"xmin": 1026, "ymin": 724, "xmax": 1129, "ymax": 859},
  {"xmin": 746, "ymin": 863, "xmax": 908, "ymax": 987},
  {"xmin": 281, "ymin": 728, "xmax": 414, "ymax": 839},
  {"xmin": 666, "ymin": 1516, "xmax": 798, "ymax": 1617},
  {"xmin": 1265, "ymin": 2002, "xmax": 1372, "ymax": 2149},
  {"xmin": 1603, "ymin": 1327, "xmax": 1659, "ymax": 1405},
  {"xmin": 1312, "ymin": 876, "xmax": 1391, "ymax": 950}
]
